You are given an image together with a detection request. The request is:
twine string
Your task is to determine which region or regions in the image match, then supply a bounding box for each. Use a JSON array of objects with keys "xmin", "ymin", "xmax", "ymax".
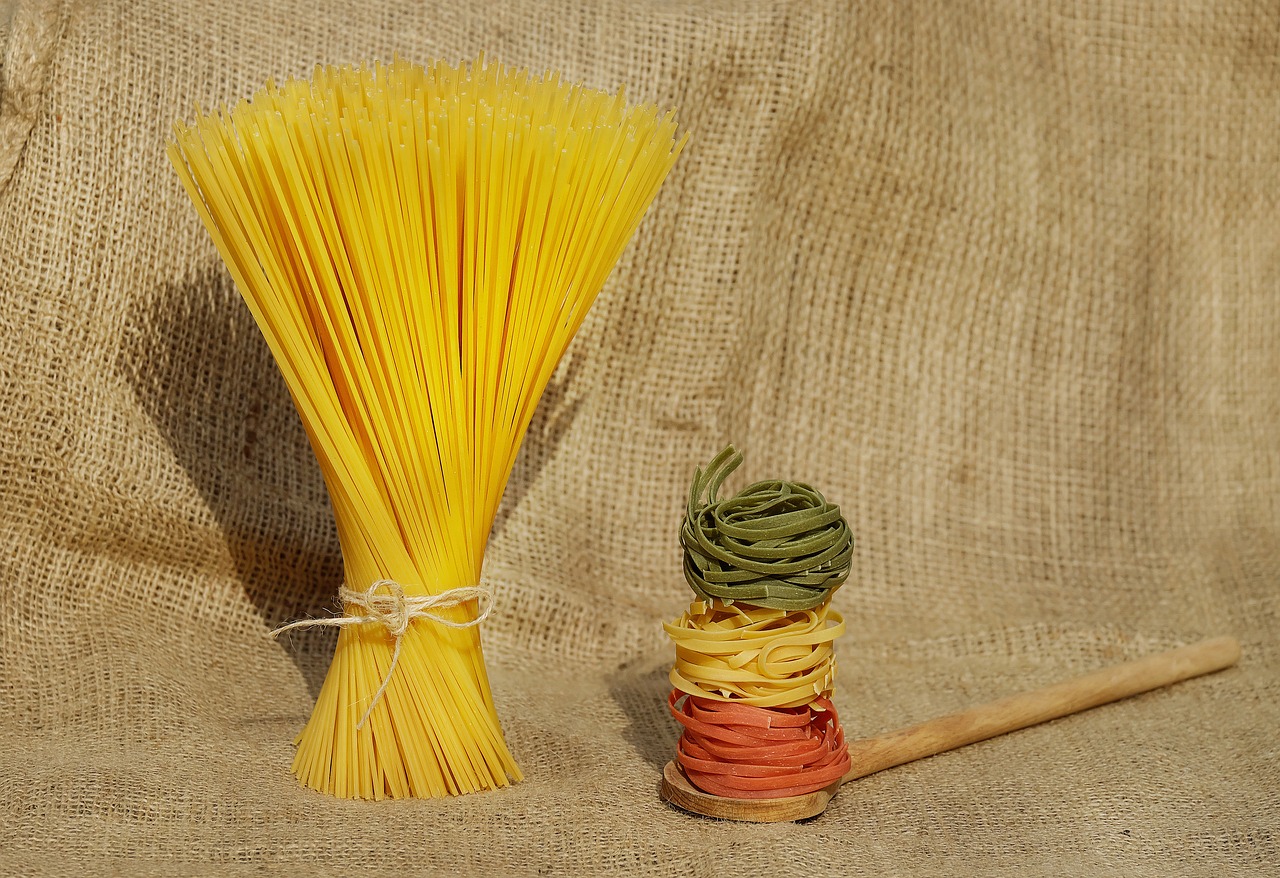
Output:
[{"xmin": 270, "ymin": 580, "xmax": 494, "ymax": 729}]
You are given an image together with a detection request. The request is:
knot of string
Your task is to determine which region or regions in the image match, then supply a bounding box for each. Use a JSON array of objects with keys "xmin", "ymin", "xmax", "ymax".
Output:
[{"xmin": 270, "ymin": 580, "xmax": 494, "ymax": 729}]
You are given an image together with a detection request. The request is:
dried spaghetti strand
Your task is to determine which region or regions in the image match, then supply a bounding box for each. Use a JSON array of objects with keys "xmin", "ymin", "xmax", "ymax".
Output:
[{"xmin": 169, "ymin": 57, "xmax": 686, "ymax": 799}]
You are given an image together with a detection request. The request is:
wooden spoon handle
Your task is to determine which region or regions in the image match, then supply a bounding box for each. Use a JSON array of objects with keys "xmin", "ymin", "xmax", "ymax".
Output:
[{"xmin": 845, "ymin": 635, "xmax": 1240, "ymax": 782}]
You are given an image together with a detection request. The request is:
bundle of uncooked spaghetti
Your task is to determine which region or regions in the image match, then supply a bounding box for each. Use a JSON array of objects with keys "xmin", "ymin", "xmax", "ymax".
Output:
[
  {"xmin": 168, "ymin": 57, "xmax": 685, "ymax": 799},
  {"xmin": 666, "ymin": 446, "xmax": 854, "ymax": 797}
]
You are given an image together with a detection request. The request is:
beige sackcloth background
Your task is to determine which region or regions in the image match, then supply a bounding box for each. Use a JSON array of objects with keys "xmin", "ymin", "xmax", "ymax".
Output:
[{"xmin": 1, "ymin": 0, "xmax": 1277, "ymax": 874}]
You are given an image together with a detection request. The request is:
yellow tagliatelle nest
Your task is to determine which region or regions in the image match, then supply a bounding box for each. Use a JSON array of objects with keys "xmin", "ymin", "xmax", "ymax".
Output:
[
  {"xmin": 664, "ymin": 598, "xmax": 844, "ymax": 708},
  {"xmin": 167, "ymin": 58, "xmax": 685, "ymax": 799}
]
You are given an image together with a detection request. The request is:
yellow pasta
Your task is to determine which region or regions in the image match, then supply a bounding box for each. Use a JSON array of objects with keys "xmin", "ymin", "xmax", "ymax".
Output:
[
  {"xmin": 167, "ymin": 57, "xmax": 686, "ymax": 799},
  {"xmin": 664, "ymin": 598, "xmax": 845, "ymax": 708}
]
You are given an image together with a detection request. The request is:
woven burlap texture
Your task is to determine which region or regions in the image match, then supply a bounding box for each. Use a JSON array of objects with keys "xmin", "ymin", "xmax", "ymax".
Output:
[{"xmin": 1, "ymin": 0, "xmax": 1276, "ymax": 874}]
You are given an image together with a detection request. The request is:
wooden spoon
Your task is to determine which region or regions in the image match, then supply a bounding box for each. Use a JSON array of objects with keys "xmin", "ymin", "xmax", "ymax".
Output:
[{"xmin": 660, "ymin": 635, "xmax": 1240, "ymax": 822}]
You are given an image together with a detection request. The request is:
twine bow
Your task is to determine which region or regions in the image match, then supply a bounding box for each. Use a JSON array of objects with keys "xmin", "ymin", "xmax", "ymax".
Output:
[{"xmin": 270, "ymin": 580, "xmax": 494, "ymax": 729}]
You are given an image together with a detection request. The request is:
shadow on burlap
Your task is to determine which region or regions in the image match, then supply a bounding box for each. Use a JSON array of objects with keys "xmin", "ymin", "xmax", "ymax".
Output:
[{"xmin": 0, "ymin": 0, "xmax": 1276, "ymax": 875}]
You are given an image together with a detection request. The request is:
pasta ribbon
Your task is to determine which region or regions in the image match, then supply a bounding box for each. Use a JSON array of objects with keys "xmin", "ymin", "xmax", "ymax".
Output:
[
  {"xmin": 668, "ymin": 691, "xmax": 851, "ymax": 798},
  {"xmin": 681, "ymin": 445, "xmax": 853, "ymax": 611},
  {"xmin": 664, "ymin": 598, "xmax": 844, "ymax": 708}
]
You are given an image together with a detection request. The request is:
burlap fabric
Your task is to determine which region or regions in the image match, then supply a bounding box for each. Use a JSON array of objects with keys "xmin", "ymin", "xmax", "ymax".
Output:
[{"xmin": 1, "ymin": 0, "xmax": 1276, "ymax": 874}]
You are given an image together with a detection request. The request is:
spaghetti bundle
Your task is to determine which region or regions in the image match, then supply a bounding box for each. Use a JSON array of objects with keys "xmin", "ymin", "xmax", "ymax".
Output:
[
  {"xmin": 168, "ymin": 57, "xmax": 686, "ymax": 799},
  {"xmin": 667, "ymin": 446, "xmax": 853, "ymax": 798}
]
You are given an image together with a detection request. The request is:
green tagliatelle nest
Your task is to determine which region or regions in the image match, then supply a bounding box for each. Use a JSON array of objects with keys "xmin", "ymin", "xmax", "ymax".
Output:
[{"xmin": 680, "ymin": 445, "xmax": 854, "ymax": 610}]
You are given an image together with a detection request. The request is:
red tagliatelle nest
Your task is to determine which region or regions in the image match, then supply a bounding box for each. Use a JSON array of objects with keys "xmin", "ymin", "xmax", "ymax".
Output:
[{"xmin": 668, "ymin": 690, "xmax": 851, "ymax": 798}]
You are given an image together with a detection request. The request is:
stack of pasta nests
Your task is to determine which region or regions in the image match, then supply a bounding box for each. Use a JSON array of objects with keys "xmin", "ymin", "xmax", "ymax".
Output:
[{"xmin": 666, "ymin": 446, "xmax": 855, "ymax": 798}]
